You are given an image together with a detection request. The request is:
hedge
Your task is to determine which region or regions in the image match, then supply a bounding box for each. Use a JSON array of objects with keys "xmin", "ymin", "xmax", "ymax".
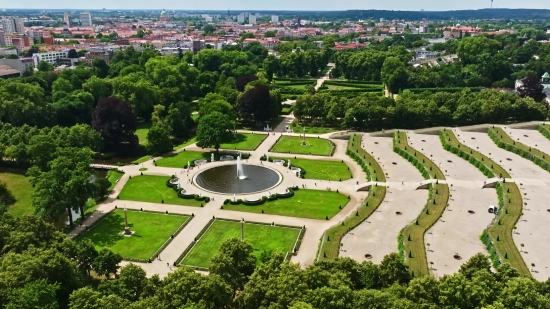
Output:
[
  {"xmin": 324, "ymin": 80, "xmax": 383, "ymax": 85},
  {"xmin": 404, "ymin": 87, "xmax": 483, "ymax": 94},
  {"xmin": 347, "ymin": 134, "xmax": 385, "ymax": 182},
  {"xmin": 439, "ymin": 130, "xmax": 495, "ymax": 178},
  {"xmin": 222, "ymin": 187, "xmax": 297, "ymax": 206},
  {"xmin": 393, "ymin": 131, "xmax": 444, "ymax": 180},
  {"xmin": 166, "ymin": 177, "xmax": 211, "ymax": 203},
  {"xmin": 323, "ymin": 80, "xmax": 384, "ymax": 88},
  {"xmin": 538, "ymin": 124, "xmax": 550, "ymax": 141}
]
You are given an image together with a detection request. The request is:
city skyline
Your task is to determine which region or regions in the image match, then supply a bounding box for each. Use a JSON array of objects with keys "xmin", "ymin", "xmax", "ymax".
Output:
[{"xmin": 1, "ymin": 0, "xmax": 548, "ymax": 12}]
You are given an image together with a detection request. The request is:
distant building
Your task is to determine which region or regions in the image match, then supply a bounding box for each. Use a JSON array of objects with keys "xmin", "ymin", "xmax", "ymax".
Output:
[
  {"xmin": 3, "ymin": 34, "xmax": 31, "ymax": 49},
  {"xmin": 63, "ymin": 13, "xmax": 71, "ymax": 27},
  {"xmin": 192, "ymin": 40, "xmax": 202, "ymax": 54},
  {"xmin": 248, "ymin": 15, "xmax": 256, "ymax": 24},
  {"xmin": 415, "ymin": 48, "xmax": 438, "ymax": 59},
  {"xmin": 271, "ymin": 15, "xmax": 279, "ymax": 23},
  {"xmin": 80, "ymin": 12, "xmax": 92, "ymax": 27},
  {"xmin": 0, "ymin": 57, "xmax": 33, "ymax": 72},
  {"xmin": 1, "ymin": 18, "xmax": 25, "ymax": 34},
  {"xmin": 0, "ymin": 47, "xmax": 18, "ymax": 56},
  {"xmin": 237, "ymin": 14, "xmax": 245, "ymax": 23},
  {"xmin": 32, "ymin": 50, "xmax": 69, "ymax": 66},
  {"xmin": 84, "ymin": 48, "xmax": 114, "ymax": 66},
  {"xmin": 0, "ymin": 64, "xmax": 20, "ymax": 79},
  {"xmin": 419, "ymin": 25, "xmax": 428, "ymax": 33},
  {"xmin": 160, "ymin": 10, "xmax": 169, "ymax": 22}
]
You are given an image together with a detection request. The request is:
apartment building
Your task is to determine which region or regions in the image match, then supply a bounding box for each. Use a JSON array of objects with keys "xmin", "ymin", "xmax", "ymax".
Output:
[
  {"xmin": 271, "ymin": 15, "xmax": 279, "ymax": 23},
  {"xmin": 32, "ymin": 50, "xmax": 69, "ymax": 66},
  {"xmin": 80, "ymin": 12, "xmax": 92, "ymax": 27},
  {"xmin": 3, "ymin": 34, "xmax": 31, "ymax": 49},
  {"xmin": 63, "ymin": 13, "xmax": 71, "ymax": 28},
  {"xmin": 249, "ymin": 15, "xmax": 256, "ymax": 24},
  {"xmin": 84, "ymin": 48, "xmax": 114, "ymax": 66},
  {"xmin": 1, "ymin": 18, "xmax": 25, "ymax": 34}
]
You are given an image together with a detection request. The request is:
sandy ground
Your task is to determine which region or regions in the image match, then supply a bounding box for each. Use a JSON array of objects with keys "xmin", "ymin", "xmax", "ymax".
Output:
[
  {"xmin": 504, "ymin": 127, "xmax": 550, "ymax": 157},
  {"xmin": 426, "ymin": 186, "xmax": 498, "ymax": 276}
]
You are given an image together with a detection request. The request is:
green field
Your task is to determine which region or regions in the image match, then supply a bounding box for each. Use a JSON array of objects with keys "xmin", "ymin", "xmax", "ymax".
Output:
[
  {"xmin": 274, "ymin": 157, "xmax": 352, "ymax": 181},
  {"xmin": 106, "ymin": 170, "xmax": 124, "ymax": 191},
  {"xmin": 79, "ymin": 210, "xmax": 189, "ymax": 260},
  {"xmin": 156, "ymin": 151, "xmax": 209, "ymax": 168},
  {"xmin": 223, "ymin": 189, "xmax": 349, "ymax": 220},
  {"xmin": 290, "ymin": 124, "xmax": 340, "ymax": 135},
  {"xmin": 118, "ymin": 175, "xmax": 204, "ymax": 207},
  {"xmin": 0, "ymin": 168, "xmax": 33, "ymax": 218},
  {"xmin": 136, "ymin": 122, "xmax": 151, "ymax": 145},
  {"xmin": 219, "ymin": 133, "xmax": 267, "ymax": 150},
  {"xmin": 181, "ymin": 220, "xmax": 300, "ymax": 268},
  {"xmin": 319, "ymin": 185, "xmax": 386, "ymax": 260},
  {"xmin": 271, "ymin": 136, "xmax": 333, "ymax": 156}
]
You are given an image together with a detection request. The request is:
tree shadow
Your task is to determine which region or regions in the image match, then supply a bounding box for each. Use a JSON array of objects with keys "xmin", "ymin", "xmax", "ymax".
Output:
[{"xmin": 80, "ymin": 211, "xmax": 128, "ymax": 248}]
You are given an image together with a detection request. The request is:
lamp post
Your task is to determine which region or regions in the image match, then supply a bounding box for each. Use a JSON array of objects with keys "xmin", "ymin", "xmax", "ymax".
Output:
[
  {"xmin": 301, "ymin": 126, "xmax": 306, "ymax": 145},
  {"xmin": 241, "ymin": 218, "xmax": 244, "ymax": 241}
]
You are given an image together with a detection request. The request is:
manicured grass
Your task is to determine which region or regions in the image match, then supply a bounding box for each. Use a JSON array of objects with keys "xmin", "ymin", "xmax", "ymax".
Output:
[
  {"xmin": 119, "ymin": 175, "xmax": 205, "ymax": 207},
  {"xmin": 488, "ymin": 183, "xmax": 530, "ymax": 276},
  {"xmin": 0, "ymin": 168, "xmax": 33, "ymax": 218},
  {"xmin": 219, "ymin": 133, "xmax": 267, "ymax": 150},
  {"xmin": 281, "ymin": 105, "xmax": 293, "ymax": 115},
  {"xmin": 173, "ymin": 137, "xmax": 197, "ymax": 150},
  {"xmin": 107, "ymin": 170, "xmax": 124, "ymax": 191},
  {"xmin": 440, "ymin": 130, "xmax": 510, "ymax": 178},
  {"xmin": 235, "ymin": 117, "xmax": 285, "ymax": 131},
  {"xmin": 319, "ymin": 185, "xmax": 386, "ymax": 260},
  {"xmin": 394, "ymin": 132, "xmax": 445, "ymax": 180},
  {"xmin": 488, "ymin": 127, "xmax": 550, "ymax": 173},
  {"xmin": 273, "ymin": 157, "xmax": 352, "ymax": 181},
  {"xmin": 348, "ymin": 134, "xmax": 385, "ymax": 182},
  {"xmin": 136, "ymin": 122, "xmax": 151, "ymax": 145},
  {"xmin": 271, "ymin": 136, "xmax": 333, "ymax": 156},
  {"xmin": 156, "ymin": 150, "xmax": 209, "ymax": 168},
  {"xmin": 79, "ymin": 210, "xmax": 189, "ymax": 260},
  {"xmin": 181, "ymin": 220, "xmax": 300, "ymax": 268},
  {"xmin": 223, "ymin": 189, "xmax": 349, "ymax": 220},
  {"xmin": 290, "ymin": 124, "xmax": 340, "ymax": 135},
  {"xmin": 402, "ymin": 184, "xmax": 450, "ymax": 276}
]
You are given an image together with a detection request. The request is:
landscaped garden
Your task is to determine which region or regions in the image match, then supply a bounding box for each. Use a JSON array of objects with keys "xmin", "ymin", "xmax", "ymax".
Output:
[
  {"xmin": 272, "ymin": 157, "xmax": 352, "ymax": 181},
  {"xmin": 118, "ymin": 175, "xmax": 206, "ymax": 207},
  {"xmin": 347, "ymin": 134, "xmax": 385, "ymax": 182},
  {"xmin": 271, "ymin": 136, "xmax": 333, "ymax": 156},
  {"xmin": 393, "ymin": 131, "xmax": 445, "ymax": 179},
  {"xmin": 106, "ymin": 169, "xmax": 124, "ymax": 191},
  {"xmin": 180, "ymin": 219, "xmax": 301, "ymax": 268},
  {"xmin": 290, "ymin": 123, "xmax": 340, "ymax": 135},
  {"xmin": 0, "ymin": 167, "xmax": 33, "ymax": 218},
  {"xmin": 219, "ymin": 133, "xmax": 267, "ymax": 150},
  {"xmin": 223, "ymin": 189, "xmax": 349, "ymax": 220},
  {"xmin": 155, "ymin": 150, "xmax": 248, "ymax": 168},
  {"xmin": 78, "ymin": 210, "xmax": 189, "ymax": 261}
]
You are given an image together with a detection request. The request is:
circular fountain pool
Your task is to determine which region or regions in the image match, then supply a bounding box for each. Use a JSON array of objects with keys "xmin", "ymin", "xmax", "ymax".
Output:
[{"xmin": 193, "ymin": 164, "xmax": 282, "ymax": 194}]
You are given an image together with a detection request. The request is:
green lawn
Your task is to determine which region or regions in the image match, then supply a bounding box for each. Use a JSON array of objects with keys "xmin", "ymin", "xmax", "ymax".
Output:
[
  {"xmin": 119, "ymin": 175, "xmax": 205, "ymax": 207},
  {"xmin": 219, "ymin": 133, "xmax": 267, "ymax": 150},
  {"xmin": 136, "ymin": 122, "xmax": 151, "ymax": 145},
  {"xmin": 290, "ymin": 124, "xmax": 340, "ymax": 135},
  {"xmin": 224, "ymin": 189, "xmax": 349, "ymax": 220},
  {"xmin": 173, "ymin": 137, "xmax": 197, "ymax": 150},
  {"xmin": 181, "ymin": 220, "xmax": 300, "ymax": 268},
  {"xmin": 0, "ymin": 168, "xmax": 33, "ymax": 218},
  {"xmin": 156, "ymin": 151, "xmax": 209, "ymax": 168},
  {"xmin": 107, "ymin": 170, "xmax": 124, "ymax": 191},
  {"xmin": 271, "ymin": 136, "xmax": 333, "ymax": 156},
  {"xmin": 281, "ymin": 105, "xmax": 293, "ymax": 115},
  {"xmin": 274, "ymin": 157, "xmax": 352, "ymax": 181},
  {"xmin": 348, "ymin": 134, "xmax": 385, "ymax": 182},
  {"xmin": 79, "ymin": 210, "xmax": 189, "ymax": 260}
]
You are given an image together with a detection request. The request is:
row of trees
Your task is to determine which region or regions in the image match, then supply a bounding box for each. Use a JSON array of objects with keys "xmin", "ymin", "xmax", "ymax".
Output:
[
  {"xmin": 3, "ymin": 211, "xmax": 550, "ymax": 309},
  {"xmin": 293, "ymin": 89, "xmax": 547, "ymax": 131}
]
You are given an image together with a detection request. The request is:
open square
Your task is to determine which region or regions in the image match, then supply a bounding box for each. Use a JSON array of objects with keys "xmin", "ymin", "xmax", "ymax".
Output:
[
  {"xmin": 181, "ymin": 219, "xmax": 301, "ymax": 268},
  {"xmin": 219, "ymin": 133, "xmax": 267, "ymax": 150},
  {"xmin": 274, "ymin": 157, "xmax": 352, "ymax": 181},
  {"xmin": 79, "ymin": 210, "xmax": 189, "ymax": 260},
  {"xmin": 118, "ymin": 175, "xmax": 204, "ymax": 206},
  {"xmin": 271, "ymin": 136, "xmax": 333, "ymax": 156},
  {"xmin": 223, "ymin": 189, "xmax": 349, "ymax": 220}
]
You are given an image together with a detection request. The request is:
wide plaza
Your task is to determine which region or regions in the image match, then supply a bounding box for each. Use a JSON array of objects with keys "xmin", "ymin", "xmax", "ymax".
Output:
[{"xmin": 73, "ymin": 118, "xmax": 550, "ymax": 280}]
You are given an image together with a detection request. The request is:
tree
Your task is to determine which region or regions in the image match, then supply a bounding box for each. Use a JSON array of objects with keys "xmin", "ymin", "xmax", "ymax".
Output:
[
  {"xmin": 68, "ymin": 287, "xmax": 102, "ymax": 309},
  {"xmin": 195, "ymin": 111, "xmax": 235, "ymax": 152},
  {"xmin": 381, "ymin": 56, "xmax": 409, "ymax": 94},
  {"xmin": 94, "ymin": 177, "xmax": 111, "ymax": 199},
  {"xmin": 210, "ymin": 238, "xmax": 256, "ymax": 294},
  {"xmin": 517, "ymin": 74, "xmax": 547, "ymax": 102},
  {"xmin": 76, "ymin": 239, "xmax": 98, "ymax": 280},
  {"xmin": 119, "ymin": 264, "xmax": 147, "ymax": 301},
  {"xmin": 91, "ymin": 97, "xmax": 138, "ymax": 153},
  {"xmin": 92, "ymin": 58, "xmax": 110, "ymax": 78},
  {"xmin": 378, "ymin": 253, "xmax": 411, "ymax": 287},
  {"xmin": 67, "ymin": 49, "xmax": 79, "ymax": 58},
  {"xmin": 82, "ymin": 76, "xmax": 112, "ymax": 103},
  {"xmin": 93, "ymin": 249, "xmax": 122, "ymax": 278},
  {"xmin": 38, "ymin": 60, "xmax": 54, "ymax": 72},
  {"xmin": 0, "ymin": 181, "xmax": 15, "ymax": 207},
  {"xmin": 146, "ymin": 125, "xmax": 172, "ymax": 156},
  {"xmin": 238, "ymin": 85, "xmax": 274, "ymax": 122},
  {"xmin": 458, "ymin": 253, "xmax": 491, "ymax": 280},
  {"xmin": 235, "ymin": 75, "xmax": 258, "ymax": 92},
  {"xmin": 30, "ymin": 147, "xmax": 94, "ymax": 228},
  {"xmin": 6, "ymin": 279, "xmax": 60, "ymax": 309},
  {"xmin": 166, "ymin": 102, "xmax": 193, "ymax": 138}
]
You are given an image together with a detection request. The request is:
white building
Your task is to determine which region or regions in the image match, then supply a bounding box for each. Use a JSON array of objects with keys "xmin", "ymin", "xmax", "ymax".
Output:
[
  {"xmin": 1, "ymin": 18, "xmax": 25, "ymax": 34},
  {"xmin": 271, "ymin": 15, "xmax": 279, "ymax": 23},
  {"xmin": 237, "ymin": 14, "xmax": 245, "ymax": 23},
  {"xmin": 32, "ymin": 50, "xmax": 69, "ymax": 67},
  {"xmin": 63, "ymin": 13, "xmax": 71, "ymax": 27},
  {"xmin": 249, "ymin": 15, "xmax": 256, "ymax": 24},
  {"xmin": 80, "ymin": 12, "xmax": 92, "ymax": 27}
]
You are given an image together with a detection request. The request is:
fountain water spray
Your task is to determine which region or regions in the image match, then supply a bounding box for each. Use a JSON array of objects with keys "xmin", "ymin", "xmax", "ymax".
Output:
[{"xmin": 237, "ymin": 155, "xmax": 247, "ymax": 180}]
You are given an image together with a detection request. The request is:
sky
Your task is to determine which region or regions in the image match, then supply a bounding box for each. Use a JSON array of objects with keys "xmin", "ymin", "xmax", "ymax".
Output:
[{"xmin": 1, "ymin": 0, "xmax": 548, "ymax": 11}]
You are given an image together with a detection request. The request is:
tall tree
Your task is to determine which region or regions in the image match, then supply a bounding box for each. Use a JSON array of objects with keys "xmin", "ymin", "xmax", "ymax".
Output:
[
  {"xmin": 210, "ymin": 238, "xmax": 257, "ymax": 295},
  {"xmin": 238, "ymin": 85, "xmax": 273, "ymax": 122},
  {"xmin": 381, "ymin": 56, "xmax": 409, "ymax": 94},
  {"xmin": 93, "ymin": 249, "xmax": 122, "ymax": 279},
  {"xmin": 146, "ymin": 125, "xmax": 172, "ymax": 156},
  {"xmin": 517, "ymin": 74, "xmax": 547, "ymax": 102},
  {"xmin": 195, "ymin": 111, "xmax": 234, "ymax": 152},
  {"xmin": 91, "ymin": 97, "xmax": 138, "ymax": 153}
]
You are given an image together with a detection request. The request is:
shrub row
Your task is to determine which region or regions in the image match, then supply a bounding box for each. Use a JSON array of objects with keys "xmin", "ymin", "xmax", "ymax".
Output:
[
  {"xmin": 318, "ymin": 88, "xmax": 383, "ymax": 93},
  {"xmin": 325, "ymin": 80, "xmax": 383, "ymax": 85},
  {"xmin": 537, "ymin": 124, "xmax": 550, "ymax": 141},
  {"xmin": 397, "ymin": 231, "xmax": 405, "ymax": 262},
  {"xmin": 480, "ymin": 229, "xmax": 501, "ymax": 268},
  {"xmin": 222, "ymin": 187, "xmax": 297, "ymax": 206},
  {"xmin": 393, "ymin": 147, "xmax": 430, "ymax": 179},
  {"xmin": 174, "ymin": 217, "xmax": 216, "ymax": 266},
  {"xmin": 273, "ymin": 77, "xmax": 316, "ymax": 83},
  {"xmin": 404, "ymin": 87, "xmax": 483, "ymax": 94},
  {"xmin": 439, "ymin": 131, "xmax": 495, "ymax": 178},
  {"xmin": 166, "ymin": 177, "xmax": 211, "ymax": 203},
  {"xmin": 323, "ymin": 80, "xmax": 384, "ymax": 88},
  {"xmin": 488, "ymin": 128, "xmax": 550, "ymax": 172}
]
